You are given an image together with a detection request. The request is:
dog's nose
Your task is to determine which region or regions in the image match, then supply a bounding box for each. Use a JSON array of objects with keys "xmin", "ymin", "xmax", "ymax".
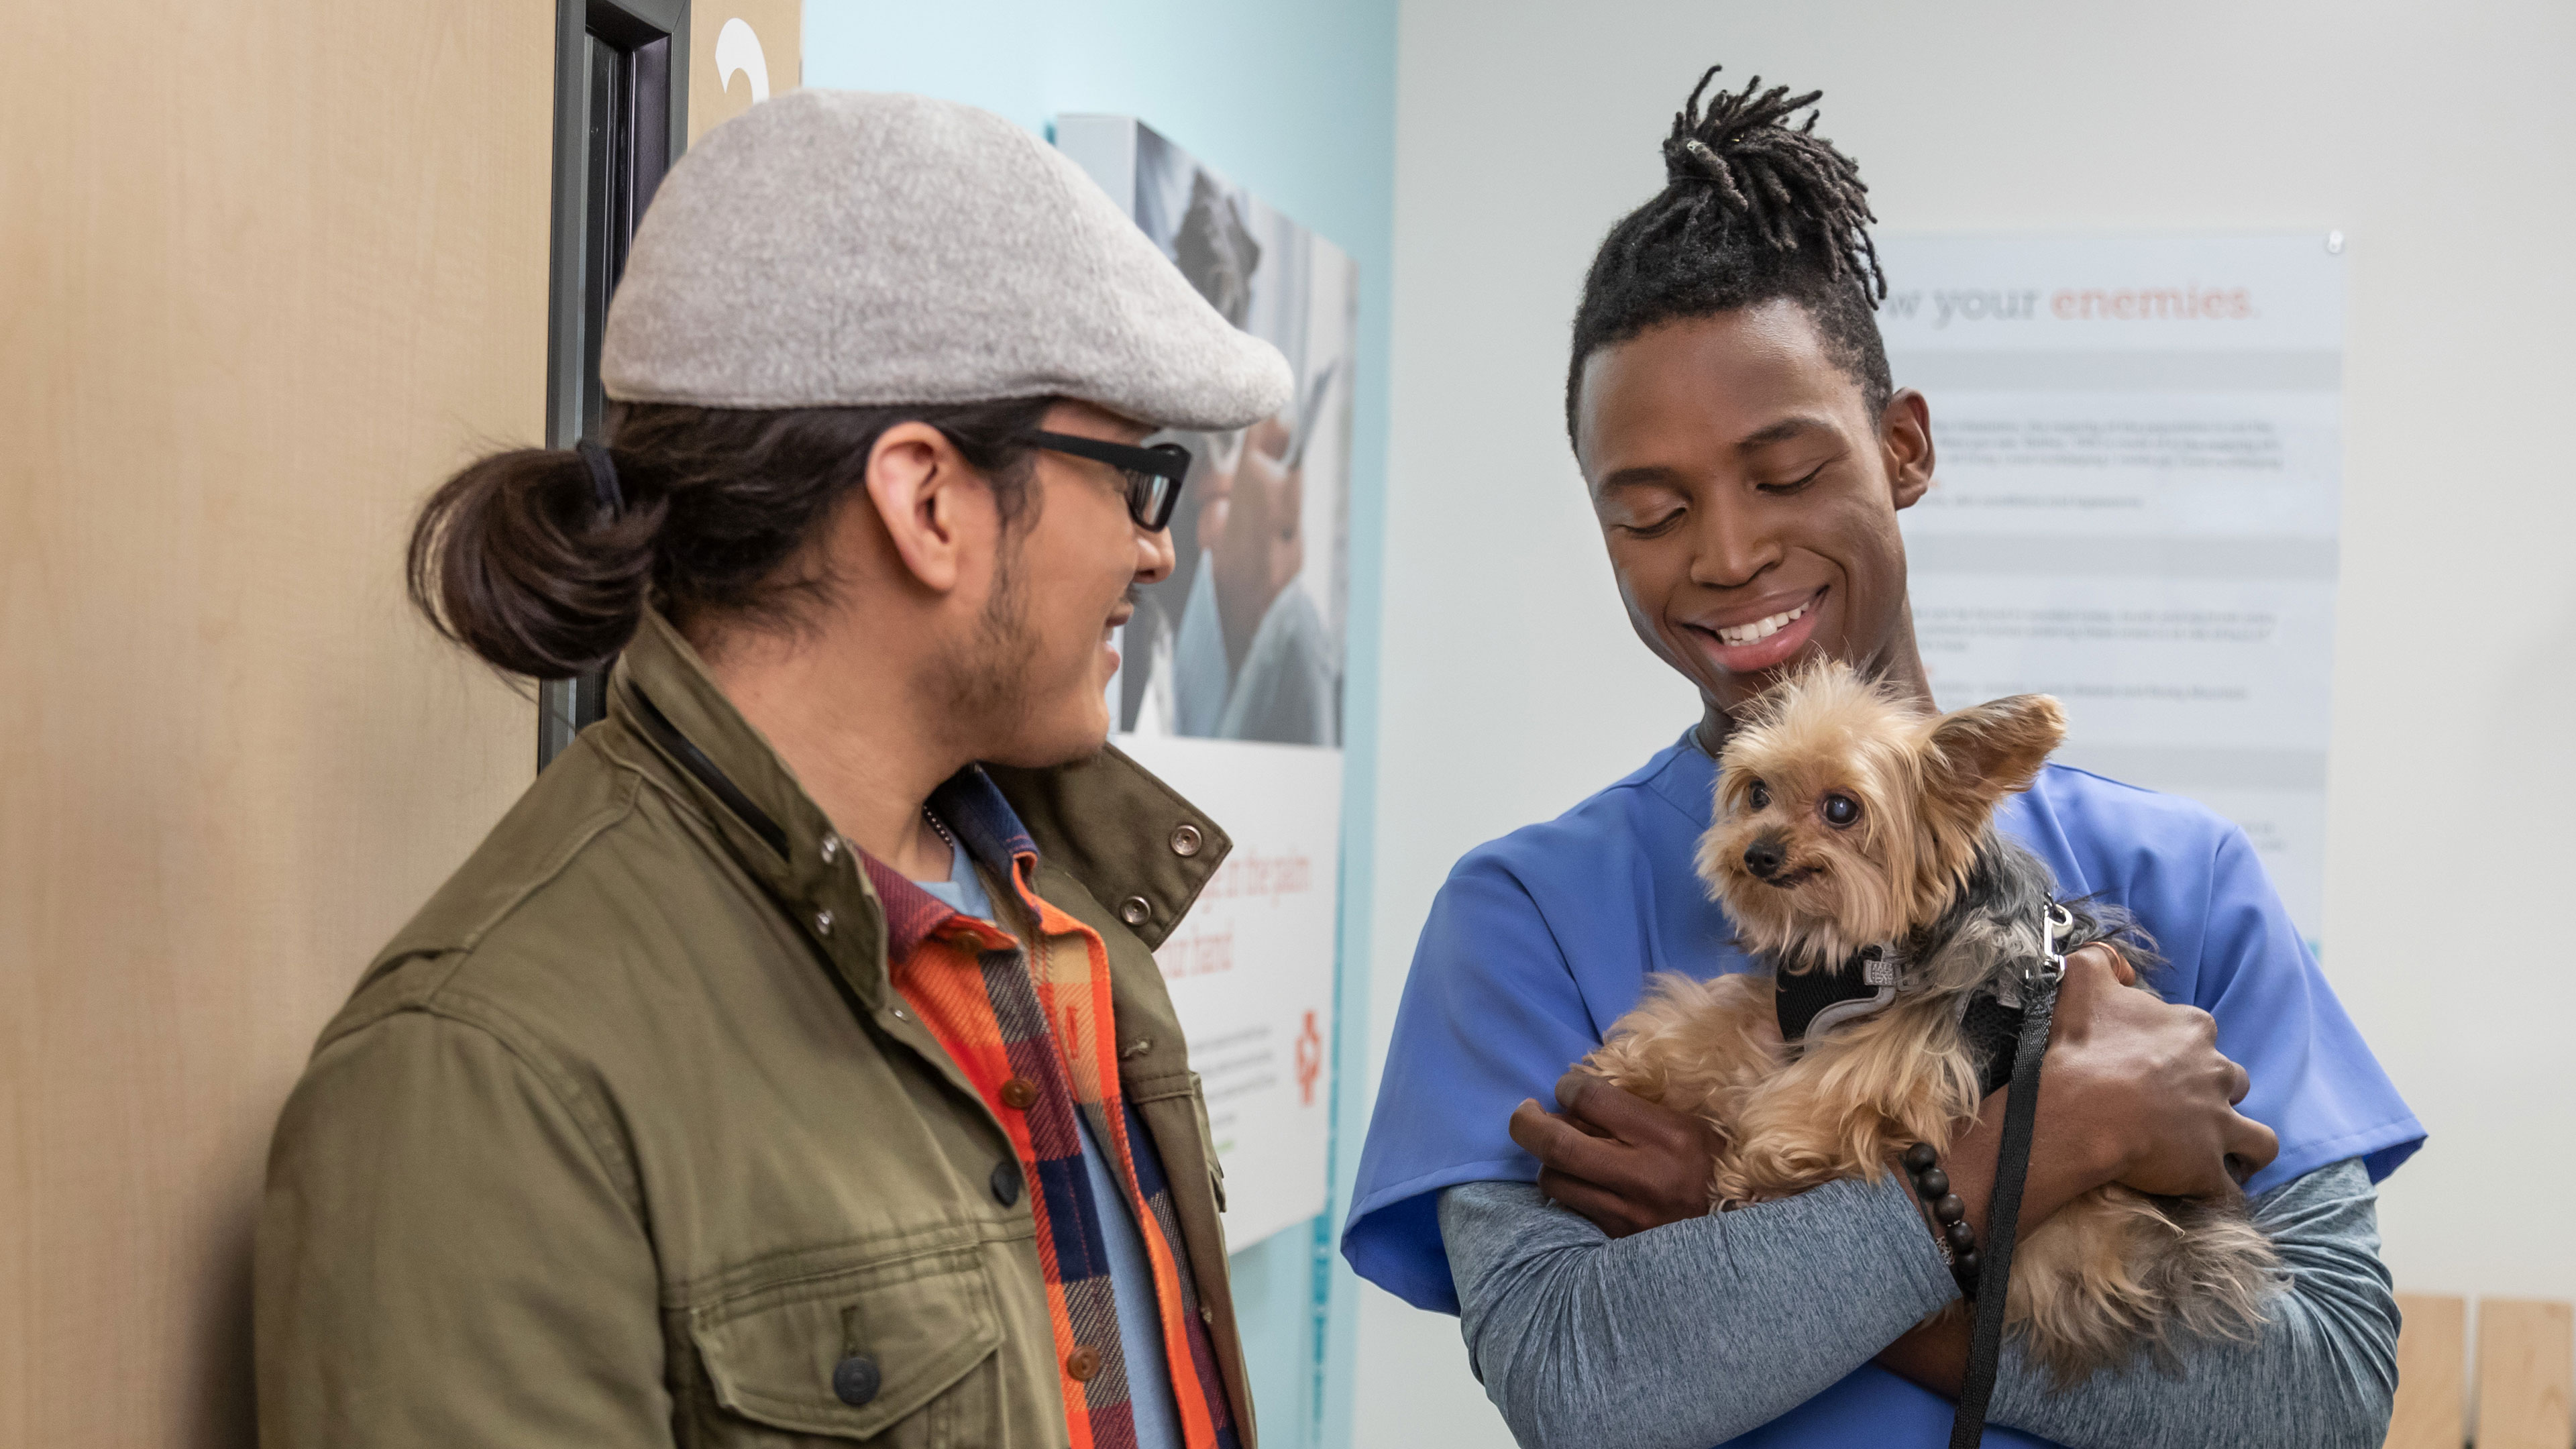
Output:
[{"xmin": 1742, "ymin": 836, "xmax": 1785, "ymax": 879}]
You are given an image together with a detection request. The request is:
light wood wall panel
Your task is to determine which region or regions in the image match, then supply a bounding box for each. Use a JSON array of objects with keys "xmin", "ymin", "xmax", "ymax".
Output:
[
  {"xmin": 2476, "ymin": 1299, "xmax": 2574, "ymax": 1449},
  {"xmin": 0, "ymin": 2, "xmax": 553, "ymax": 1443},
  {"xmin": 2387, "ymin": 1293, "xmax": 2467, "ymax": 1449}
]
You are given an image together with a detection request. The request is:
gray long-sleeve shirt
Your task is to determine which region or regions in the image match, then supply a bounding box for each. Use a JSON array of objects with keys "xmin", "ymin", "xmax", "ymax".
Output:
[{"xmin": 1440, "ymin": 1159, "xmax": 2396, "ymax": 1449}]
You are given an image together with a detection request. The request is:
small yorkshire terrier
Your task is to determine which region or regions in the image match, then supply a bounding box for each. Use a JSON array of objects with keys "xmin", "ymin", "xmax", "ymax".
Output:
[{"xmin": 1587, "ymin": 660, "xmax": 2278, "ymax": 1382}]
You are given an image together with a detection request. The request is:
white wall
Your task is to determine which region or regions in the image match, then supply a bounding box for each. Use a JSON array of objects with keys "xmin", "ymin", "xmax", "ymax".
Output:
[{"xmin": 1358, "ymin": 1, "xmax": 2576, "ymax": 1441}]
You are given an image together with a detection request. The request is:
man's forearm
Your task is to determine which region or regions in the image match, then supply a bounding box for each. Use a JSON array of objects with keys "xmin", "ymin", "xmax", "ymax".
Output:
[
  {"xmin": 1986, "ymin": 1159, "xmax": 2397, "ymax": 1449},
  {"xmin": 1440, "ymin": 1176, "xmax": 1958, "ymax": 1449}
]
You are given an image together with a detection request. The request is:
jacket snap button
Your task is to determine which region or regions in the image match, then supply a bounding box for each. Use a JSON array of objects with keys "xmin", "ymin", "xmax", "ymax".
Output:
[
  {"xmin": 989, "ymin": 1159, "xmax": 1022, "ymax": 1207},
  {"xmin": 1000, "ymin": 1077, "xmax": 1038, "ymax": 1110},
  {"xmin": 832, "ymin": 1353, "xmax": 881, "ymax": 1405},
  {"xmin": 1118, "ymin": 896, "xmax": 1150, "ymax": 926},
  {"xmin": 819, "ymin": 834, "xmax": 841, "ymax": 864},
  {"xmin": 1169, "ymin": 824, "xmax": 1202, "ymax": 857},
  {"xmin": 1064, "ymin": 1345, "xmax": 1102, "ymax": 1382},
  {"xmin": 813, "ymin": 909, "xmax": 834, "ymax": 938}
]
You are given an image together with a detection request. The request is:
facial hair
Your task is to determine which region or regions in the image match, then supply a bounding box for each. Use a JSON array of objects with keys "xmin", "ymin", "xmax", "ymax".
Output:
[{"xmin": 937, "ymin": 541, "xmax": 1040, "ymax": 742}]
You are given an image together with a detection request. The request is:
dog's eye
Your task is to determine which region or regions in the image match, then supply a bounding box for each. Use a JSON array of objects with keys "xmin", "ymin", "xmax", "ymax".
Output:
[
  {"xmin": 1747, "ymin": 779, "xmax": 1770, "ymax": 810},
  {"xmin": 1821, "ymin": 793, "xmax": 1860, "ymax": 828}
]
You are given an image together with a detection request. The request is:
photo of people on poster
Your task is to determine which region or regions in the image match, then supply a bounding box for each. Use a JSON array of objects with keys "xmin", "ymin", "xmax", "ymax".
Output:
[{"xmin": 1100, "ymin": 122, "xmax": 1355, "ymax": 748}]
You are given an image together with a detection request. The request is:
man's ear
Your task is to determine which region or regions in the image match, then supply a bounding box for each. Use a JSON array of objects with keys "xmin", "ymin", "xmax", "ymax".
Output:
[
  {"xmin": 1921, "ymin": 694, "xmax": 2065, "ymax": 822},
  {"xmin": 863, "ymin": 421, "xmax": 980, "ymax": 593},
  {"xmin": 1881, "ymin": 388, "xmax": 1935, "ymax": 510}
]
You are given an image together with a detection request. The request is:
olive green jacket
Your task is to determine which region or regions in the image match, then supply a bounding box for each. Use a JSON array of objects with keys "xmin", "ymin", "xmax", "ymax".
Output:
[{"xmin": 254, "ymin": 609, "xmax": 1246, "ymax": 1447}]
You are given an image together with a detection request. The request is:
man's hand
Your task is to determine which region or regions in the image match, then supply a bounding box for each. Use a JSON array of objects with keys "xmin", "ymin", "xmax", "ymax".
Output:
[
  {"xmin": 2049, "ymin": 945, "xmax": 2279, "ymax": 1199},
  {"xmin": 1929, "ymin": 945, "xmax": 2279, "ymax": 1256},
  {"xmin": 1507, "ymin": 1071, "xmax": 1719, "ymax": 1237},
  {"xmin": 1878, "ymin": 944, "xmax": 2282, "ymax": 1397}
]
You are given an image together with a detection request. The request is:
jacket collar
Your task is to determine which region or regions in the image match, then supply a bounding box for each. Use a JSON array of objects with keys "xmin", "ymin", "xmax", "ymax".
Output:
[
  {"xmin": 859, "ymin": 769, "xmax": 1042, "ymax": 963},
  {"xmin": 606, "ymin": 607, "xmax": 1228, "ymax": 1005}
]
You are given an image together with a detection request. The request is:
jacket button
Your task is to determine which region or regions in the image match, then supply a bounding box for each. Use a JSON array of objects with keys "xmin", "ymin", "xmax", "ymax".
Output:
[
  {"xmin": 1169, "ymin": 823, "xmax": 1202, "ymax": 857},
  {"xmin": 1064, "ymin": 1345, "xmax": 1102, "ymax": 1382},
  {"xmin": 813, "ymin": 909, "xmax": 835, "ymax": 938},
  {"xmin": 832, "ymin": 1353, "xmax": 881, "ymax": 1405},
  {"xmin": 1118, "ymin": 896, "xmax": 1151, "ymax": 926},
  {"xmin": 1000, "ymin": 1077, "xmax": 1039, "ymax": 1110},
  {"xmin": 819, "ymin": 833, "xmax": 841, "ymax": 864},
  {"xmin": 989, "ymin": 1160, "xmax": 1022, "ymax": 1207}
]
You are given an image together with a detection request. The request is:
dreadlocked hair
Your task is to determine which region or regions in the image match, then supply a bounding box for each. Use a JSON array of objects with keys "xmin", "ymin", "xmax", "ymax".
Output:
[{"xmin": 1567, "ymin": 65, "xmax": 1893, "ymax": 446}]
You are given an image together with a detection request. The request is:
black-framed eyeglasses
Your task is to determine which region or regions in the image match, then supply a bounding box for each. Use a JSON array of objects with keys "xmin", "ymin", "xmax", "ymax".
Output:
[{"xmin": 1023, "ymin": 430, "xmax": 1193, "ymax": 532}]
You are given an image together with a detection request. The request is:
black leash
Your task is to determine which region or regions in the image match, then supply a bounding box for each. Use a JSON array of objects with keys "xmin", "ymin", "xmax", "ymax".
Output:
[{"xmin": 1946, "ymin": 905, "xmax": 2069, "ymax": 1448}]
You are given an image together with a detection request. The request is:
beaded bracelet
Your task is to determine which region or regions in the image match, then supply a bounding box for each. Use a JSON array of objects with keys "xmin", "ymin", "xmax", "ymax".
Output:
[{"xmin": 1902, "ymin": 1142, "xmax": 1980, "ymax": 1294}]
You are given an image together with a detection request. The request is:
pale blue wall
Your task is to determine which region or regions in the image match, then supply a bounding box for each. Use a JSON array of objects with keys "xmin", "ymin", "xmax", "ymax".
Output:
[{"xmin": 798, "ymin": 4, "xmax": 1397, "ymax": 1444}]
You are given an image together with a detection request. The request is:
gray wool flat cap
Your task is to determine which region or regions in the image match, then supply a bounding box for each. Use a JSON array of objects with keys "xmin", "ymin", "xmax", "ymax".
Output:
[{"xmin": 600, "ymin": 90, "xmax": 1294, "ymax": 433}]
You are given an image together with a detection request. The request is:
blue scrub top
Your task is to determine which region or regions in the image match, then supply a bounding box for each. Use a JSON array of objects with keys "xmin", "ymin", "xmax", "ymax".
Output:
[{"xmin": 1343, "ymin": 730, "xmax": 2422, "ymax": 1447}]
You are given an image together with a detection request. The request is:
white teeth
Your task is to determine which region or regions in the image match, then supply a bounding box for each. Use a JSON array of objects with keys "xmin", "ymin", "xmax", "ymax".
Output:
[{"xmin": 1716, "ymin": 600, "xmax": 1809, "ymax": 647}]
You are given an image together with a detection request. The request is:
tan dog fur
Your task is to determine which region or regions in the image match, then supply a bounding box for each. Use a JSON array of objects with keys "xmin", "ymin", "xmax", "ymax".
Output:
[{"xmin": 1586, "ymin": 660, "xmax": 2278, "ymax": 1383}]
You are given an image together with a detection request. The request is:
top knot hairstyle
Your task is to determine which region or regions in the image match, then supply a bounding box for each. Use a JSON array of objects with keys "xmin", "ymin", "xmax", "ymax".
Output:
[{"xmin": 1568, "ymin": 66, "xmax": 1893, "ymax": 445}]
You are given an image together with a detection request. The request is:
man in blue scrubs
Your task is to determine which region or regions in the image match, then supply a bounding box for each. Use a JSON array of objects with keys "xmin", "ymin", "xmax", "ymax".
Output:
[{"xmin": 1342, "ymin": 67, "xmax": 2420, "ymax": 1448}]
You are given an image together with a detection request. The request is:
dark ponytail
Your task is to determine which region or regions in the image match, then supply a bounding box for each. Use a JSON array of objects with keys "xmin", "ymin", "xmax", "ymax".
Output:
[
  {"xmin": 406, "ymin": 446, "xmax": 661, "ymax": 677},
  {"xmin": 408, "ymin": 397, "xmax": 1053, "ymax": 678}
]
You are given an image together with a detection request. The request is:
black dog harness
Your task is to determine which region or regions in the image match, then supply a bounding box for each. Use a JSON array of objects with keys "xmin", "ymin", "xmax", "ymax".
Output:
[
  {"xmin": 1772, "ymin": 943, "xmax": 1904, "ymax": 1042},
  {"xmin": 1774, "ymin": 938, "xmax": 2045, "ymax": 1099}
]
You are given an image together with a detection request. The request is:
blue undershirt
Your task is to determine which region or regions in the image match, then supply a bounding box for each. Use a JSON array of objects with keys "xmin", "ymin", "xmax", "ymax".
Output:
[{"xmin": 915, "ymin": 840, "xmax": 1185, "ymax": 1449}]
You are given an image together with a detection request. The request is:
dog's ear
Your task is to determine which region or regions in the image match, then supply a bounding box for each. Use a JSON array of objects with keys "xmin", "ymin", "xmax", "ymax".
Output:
[{"xmin": 1922, "ymin": 694, "xmax": 2067, "ymax": 824}]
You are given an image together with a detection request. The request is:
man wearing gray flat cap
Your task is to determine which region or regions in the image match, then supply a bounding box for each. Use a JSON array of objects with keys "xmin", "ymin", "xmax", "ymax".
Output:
[{"xmin": 256, "ymin": 90, "xmax": 1292, "ymax": 1449}]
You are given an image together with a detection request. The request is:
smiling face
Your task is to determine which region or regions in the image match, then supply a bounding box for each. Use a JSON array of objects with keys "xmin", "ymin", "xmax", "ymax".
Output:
[
  {"xmin": 1573, "ymin": 301, "xmax": 1937, "ymax": 725},
  {"xmin": 961, "ymin": 400, "xmax": 1176, "ymax": 767}
]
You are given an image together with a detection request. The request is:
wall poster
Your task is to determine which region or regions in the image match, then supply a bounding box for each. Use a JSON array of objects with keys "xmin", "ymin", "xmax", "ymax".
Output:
[
  {"xmin": 1876, "ymin": 233, "xmax": 2343, "ymax": 946},
  {"xmin": 1055, "ymin": 116, "xmax": 1358, "ymax": 1249}
]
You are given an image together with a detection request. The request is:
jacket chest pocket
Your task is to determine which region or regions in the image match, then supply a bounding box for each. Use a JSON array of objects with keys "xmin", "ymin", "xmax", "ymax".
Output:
[{"xmin": 686, "ymin": 1247, "xmax": 1004, "ymax": 1447}]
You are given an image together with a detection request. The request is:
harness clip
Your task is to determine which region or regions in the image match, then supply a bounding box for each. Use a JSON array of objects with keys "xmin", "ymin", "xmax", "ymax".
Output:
[{"xmin": 2033, "ymin": 902, "xmax": 2072, "ymax": 986}]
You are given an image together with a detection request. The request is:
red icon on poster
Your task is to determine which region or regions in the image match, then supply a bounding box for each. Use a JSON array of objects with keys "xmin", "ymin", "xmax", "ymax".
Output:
[{"xmin": 1294, "ymin": 1010, "xmax": 1324, "ymax": 1106}]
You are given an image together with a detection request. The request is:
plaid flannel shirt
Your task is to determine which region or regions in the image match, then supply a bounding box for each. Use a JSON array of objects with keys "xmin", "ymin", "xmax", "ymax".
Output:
[{"xmin": 865, "ymin": 770, "xmax": 1241, "ymax": 1449}]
